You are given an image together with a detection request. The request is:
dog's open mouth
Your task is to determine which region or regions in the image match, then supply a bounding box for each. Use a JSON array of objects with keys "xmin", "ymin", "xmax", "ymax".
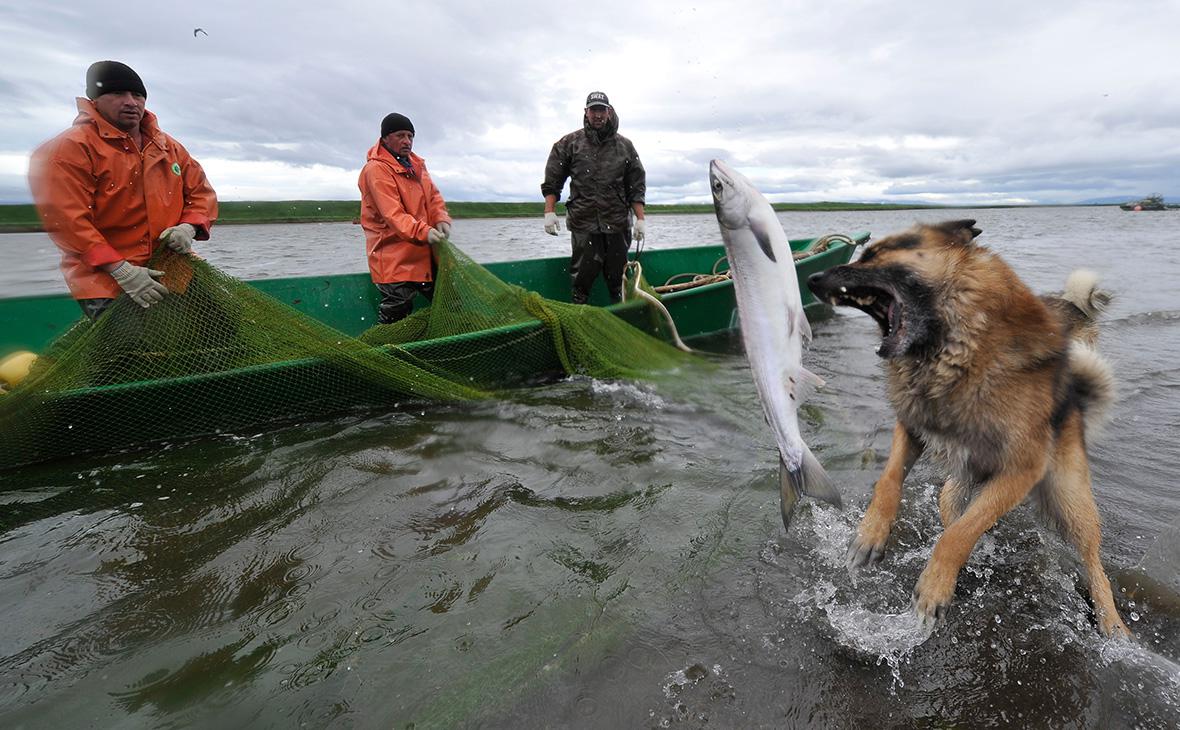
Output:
[{"xmin": 828, "ymin": 284, "xmax": 907, "ymax": 357}]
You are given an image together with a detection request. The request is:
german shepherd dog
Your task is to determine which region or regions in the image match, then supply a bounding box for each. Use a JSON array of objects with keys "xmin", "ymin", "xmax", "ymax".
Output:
[{"xmin": 807, "ymin": 220, "xmax": 1129, "ymax": 637}]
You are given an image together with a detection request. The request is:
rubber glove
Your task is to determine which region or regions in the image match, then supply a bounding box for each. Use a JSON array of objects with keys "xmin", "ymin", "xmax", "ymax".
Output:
[
  {"xmin": 633, "ymin": 218, "xmax": 646, "ymax": 243},
  {"xmin": 110, "ymin": 261, "xmax": 168, "ymax": 308},
  {"xmin": 436, "ymin": 221, "xmax": 452, "ymax": 239},
  {"xmin": 158, "ymin": 223, "xmax": 196, "ymax": 254},
  {"xmin": 543, "ymin": 211, "xmax": 560, "ymax": 236},
  {"xmin": 427, "ymin": 228, "xmax": 445, "ymax": 245}
]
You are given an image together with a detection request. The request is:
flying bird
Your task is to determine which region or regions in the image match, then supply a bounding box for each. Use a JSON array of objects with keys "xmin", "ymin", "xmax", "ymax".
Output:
[{"xmin": 193, "ymin": 28, "xmax": 208, "ymax": 37}]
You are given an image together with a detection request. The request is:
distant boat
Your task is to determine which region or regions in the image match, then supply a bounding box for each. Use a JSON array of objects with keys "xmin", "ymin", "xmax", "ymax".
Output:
[{"xmin": 1120, "ymin": 194, "xmax": 1173, "ymax": 211}]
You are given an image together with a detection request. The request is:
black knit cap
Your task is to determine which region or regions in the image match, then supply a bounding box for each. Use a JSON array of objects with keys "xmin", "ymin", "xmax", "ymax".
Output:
[
  {"xmin": 86, "ymin": 61, "xmax": 147, "ymax": 100},
  {"xmin": 380, "ymin": 113, "xmax": 415, "ymax": 137}
]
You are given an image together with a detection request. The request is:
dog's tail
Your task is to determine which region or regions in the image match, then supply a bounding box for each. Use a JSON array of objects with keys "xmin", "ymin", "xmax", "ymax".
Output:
[
  {"xmin": 1049, "ymin": 269, "xmax": 1111, "ymax": 348},
  {"xmin": 1062, "ymin": 269, "xmax": 1112, "ymax": 320},
  {"xmin": 1061, "ymin": 269, "xmax": 1116, "ymax": 436},
  {"xmin": 1069, "ymin": 341, "xmax": 1116, "ymax": 438}
]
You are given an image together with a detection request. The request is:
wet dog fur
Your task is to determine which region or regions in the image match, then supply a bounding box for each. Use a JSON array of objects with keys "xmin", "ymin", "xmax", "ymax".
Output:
[{"xmin": 807, "ymin": 220, "xmax": 1129, "ymax": 637}]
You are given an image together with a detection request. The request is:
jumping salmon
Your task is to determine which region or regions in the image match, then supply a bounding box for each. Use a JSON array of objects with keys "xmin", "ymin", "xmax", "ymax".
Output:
[{"xmin": 709, "ymin": 159, "xmax": 842, "ymax": 530}]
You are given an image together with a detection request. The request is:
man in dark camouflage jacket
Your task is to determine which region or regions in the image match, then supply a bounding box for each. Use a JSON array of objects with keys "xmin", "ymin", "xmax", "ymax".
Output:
[{"xmin": 541, "ymin": 91, "xmax": 646, "ymax": 304}]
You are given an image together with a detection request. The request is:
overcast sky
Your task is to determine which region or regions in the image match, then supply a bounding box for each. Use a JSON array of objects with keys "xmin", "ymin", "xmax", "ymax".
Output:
[{"xmin": 2, "ymin": 0, "xmax": 1177, "ymax": 206}]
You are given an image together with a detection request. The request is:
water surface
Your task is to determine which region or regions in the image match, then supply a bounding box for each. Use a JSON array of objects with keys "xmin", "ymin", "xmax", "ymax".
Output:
[{"xmin": 1, "ymin": 207, "xmax": 1178, "ymax": 728}]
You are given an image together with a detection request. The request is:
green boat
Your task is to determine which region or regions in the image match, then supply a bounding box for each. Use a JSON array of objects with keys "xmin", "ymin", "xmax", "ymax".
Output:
[{"xmin": 0, "ymin": 232, "xmax": 867, "ymax": 469}]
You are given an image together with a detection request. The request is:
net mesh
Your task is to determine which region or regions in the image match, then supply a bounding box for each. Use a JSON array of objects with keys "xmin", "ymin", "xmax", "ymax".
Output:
[
  {"xmin": 0, "ymin": 240, "xmax": 696, "ymax": 471},
  {"xmin": 361, "ymin": 242, "xmax": 689, "ymax": 379}
]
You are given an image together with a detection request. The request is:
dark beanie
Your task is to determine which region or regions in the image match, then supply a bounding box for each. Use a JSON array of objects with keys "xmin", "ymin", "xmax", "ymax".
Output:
[
  {"xmin": 380, "ymin": 113, "xmax": 415, "ymax": 137},
  {"xmin": 86, "ymin": 61, "xmax": 147, "ymax": 100}
]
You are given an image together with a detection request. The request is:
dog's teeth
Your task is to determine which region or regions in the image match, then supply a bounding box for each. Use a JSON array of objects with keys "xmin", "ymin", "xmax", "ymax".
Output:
[{"xmin": 839, "ymin": 286, "xmax": 848, "ymax": 293}]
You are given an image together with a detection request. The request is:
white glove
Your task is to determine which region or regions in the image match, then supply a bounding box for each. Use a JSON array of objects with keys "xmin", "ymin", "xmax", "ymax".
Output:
[
  {"xmin": 110, "ymin": 261, "xmax": 168, "ymax": 308},
  {"xmin": 427, "ymin": 228, "xmax": 445, "ymax": 245},
  {"xmin": 633, "ymin": 218, "xmax": 646, "ymax": 243},
  {"xmin": 158, "ymin": 223, "xmax": 196, "ymax": 254},
  {"xmin": 436, "ymin": 221, "xmax": 452, "ymax": 239},
  {"xmin": 543, "ymin": 211, "xmax": 560, "ymax": 236}
]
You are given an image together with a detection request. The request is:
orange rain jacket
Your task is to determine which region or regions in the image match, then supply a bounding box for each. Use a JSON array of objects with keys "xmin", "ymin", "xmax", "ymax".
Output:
[
  {"xmin": 28, "ymin": 98, "xmax": 218, "ymax": 300},
  {"xmin": 357, "ymin": 142, "xmax": 451, "ymax": 284}
]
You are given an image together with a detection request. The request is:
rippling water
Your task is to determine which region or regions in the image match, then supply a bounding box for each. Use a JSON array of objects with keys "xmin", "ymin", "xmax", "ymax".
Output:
[{"xmin": 1, "ymin": 207, "xmax": 1178, "ymax": 728}]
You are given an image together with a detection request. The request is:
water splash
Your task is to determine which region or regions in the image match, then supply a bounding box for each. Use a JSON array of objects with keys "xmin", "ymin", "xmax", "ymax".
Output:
[
  {"xmin": 1098, "ymin": 636, "xmax": 1180, "ymax": 712},
  {"xmin": 789, "ymin": 576, "xmax": 932, "ymax": 690},
  {"xmin": 655, "ymin": 662, "xmax": 734, "ymax": 727},
  {"xmin": 825, "ymin": 603, "xmax": 932, "ymax": 687},
  {"xmin": 586, "ymin": 377, "xmax": 668, "ymax": 409}
]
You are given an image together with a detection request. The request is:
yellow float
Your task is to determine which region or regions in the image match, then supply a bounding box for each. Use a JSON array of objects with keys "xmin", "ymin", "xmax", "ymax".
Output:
[{"xmin": 0, "ymin": 351, "xmax": 38, "ymax": 391}]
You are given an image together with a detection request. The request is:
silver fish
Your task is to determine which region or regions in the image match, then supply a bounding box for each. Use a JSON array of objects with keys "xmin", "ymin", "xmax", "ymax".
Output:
[{"xmin": 709, "ymin": 159, "xmax": 842, "ymax": 530}]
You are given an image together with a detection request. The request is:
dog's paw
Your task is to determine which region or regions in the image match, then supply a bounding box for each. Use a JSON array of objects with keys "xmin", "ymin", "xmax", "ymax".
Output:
[
  {"xmin": 846, "ymin": 533, "xmax": 887, "ymax": 570},
  {"xmin": 911, "ymin": 562, "xmax": 957, "ymax": 628},
  {"xmin": 1097, "ymin": 610, "xmax": 1131, "ymax": 640},
  {"xmin": 846, "ymin": 518, "xmax": 891, "ymax": 570}
]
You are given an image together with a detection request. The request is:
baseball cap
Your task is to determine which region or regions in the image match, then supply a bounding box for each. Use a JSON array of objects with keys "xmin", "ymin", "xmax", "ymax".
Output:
[{"xmin": 585, "ymin": 91, "xmax": 611, "ymax": 108}]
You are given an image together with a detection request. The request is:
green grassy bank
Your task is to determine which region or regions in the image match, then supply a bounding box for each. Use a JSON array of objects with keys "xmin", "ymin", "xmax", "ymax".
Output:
[{"xmin": 0, "ymin": 199, "xmax": 956, "ymax": 234}]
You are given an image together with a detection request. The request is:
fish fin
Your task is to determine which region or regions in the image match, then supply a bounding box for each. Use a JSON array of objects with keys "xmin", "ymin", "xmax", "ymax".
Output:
[
  {"xmin": 800, "ymin": 366, "xmax": 824, "ymax": 389},
  {"xmin": 778, "ymin": 448, "xmax": 842, "ymax": 531},
  {"xmin": 779, "ymin": 457, "xmax": 802, "ymax": 531},
  {"xmin": 800, "ymin": 445, "xmax": 842, "ymax": 509},
  {"xmin": 750, "ymin": 218, "xmax": 778, "ymax": 262},
  {"xmin": 789, "ymin": 366, "xmax": 825, "ymax": 403}
]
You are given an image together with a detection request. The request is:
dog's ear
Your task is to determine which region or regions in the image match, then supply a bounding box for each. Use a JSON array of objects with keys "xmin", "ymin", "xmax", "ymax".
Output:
[{"xmin": 933, "ymin": 219, "xmax": 983, "ymax": 245}]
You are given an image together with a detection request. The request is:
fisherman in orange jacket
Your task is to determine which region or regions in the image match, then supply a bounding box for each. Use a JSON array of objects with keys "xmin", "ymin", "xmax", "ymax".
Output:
[
  {"xmin": 28, "ymin": 61, "xmax": 218, "ymax": 320},
  {"xmin": 358, "ymin": 112, "xmax": 452, "ymax": 324}
]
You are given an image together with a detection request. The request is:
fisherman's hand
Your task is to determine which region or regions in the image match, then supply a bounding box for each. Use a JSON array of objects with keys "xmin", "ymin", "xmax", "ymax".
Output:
[
  {"xmin": 543, "ymin": 211, "xmax": 560, "ymax": 236},
  {"xmin": 427, "ymin": 228, "xmax": 445, "ymax": 245},
  {"xmin": 158, "ymin": 223, "xmax": 196, "ymax": 254},
  {"xmin": 633, "ymin": 218, "xmax": 646, "ymax": 243},
  {"xmin": 436, "ymin": 221, "xmax": 452, "ymax": 239},
  {"xmin": 110, "ymin": 261, "xmax": 168, "ymax": 308}
]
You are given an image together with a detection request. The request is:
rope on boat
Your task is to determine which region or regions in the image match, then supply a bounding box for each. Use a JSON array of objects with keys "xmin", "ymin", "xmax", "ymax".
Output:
[
  {"xmin": 621, "ymin": 234, "xmax": 864, "ymax": 352},
  {"xmin": 797, "ymin": 232, "xmax": 859, "ymax": 259},
  {"xmin": 622, "ymin": 260, "xmax": 693, "ymax": 353},
  {"xmin": 652, "ymin": 233, "xmax": 863, "ymax": 294},
  {"xmin": 655, "ymin": 256, "xmax": 732, "ymax": 294}
]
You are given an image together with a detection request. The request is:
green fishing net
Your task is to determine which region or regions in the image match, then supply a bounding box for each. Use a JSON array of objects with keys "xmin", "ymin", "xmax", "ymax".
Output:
[
  {"xmin": 0, "ymin": 240, "xmax": 695, "ymax": 471},
  {"xmin": 361, "ymin": 240, "xmax": 689, "ymax": 380}
]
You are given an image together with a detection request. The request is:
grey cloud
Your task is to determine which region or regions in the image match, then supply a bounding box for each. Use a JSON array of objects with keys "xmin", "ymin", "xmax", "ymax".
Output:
[{"xmin": 2, "ymin": 1, "xmax": 1178, "ymax": 206}]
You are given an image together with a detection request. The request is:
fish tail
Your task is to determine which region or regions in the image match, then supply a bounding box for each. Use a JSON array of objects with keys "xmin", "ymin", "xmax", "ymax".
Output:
[
  {"xmin": 778, "ymin": 448, "xmax": 843, "ymax": 531},
  {"xmin": 779, "ymin": 457, "xmax": 802, "ymax": 530},
  {"xmin": 800, "ymin": 446, "xmax": 843, "ymax": 509}
]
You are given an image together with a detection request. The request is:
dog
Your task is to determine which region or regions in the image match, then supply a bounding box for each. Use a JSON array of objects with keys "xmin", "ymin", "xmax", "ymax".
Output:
[{"xmin": 807, "ymin": 219, "xmax": 1129, "ymax": 638}]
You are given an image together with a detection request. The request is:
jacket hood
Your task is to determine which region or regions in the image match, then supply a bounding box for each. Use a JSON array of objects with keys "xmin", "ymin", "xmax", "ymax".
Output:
[
  {"xmin": 366, "ymin": 140, "xmax": 421, "ymax": 173},
  {"xmin": 582, "ymin": 109, "xmax": 619, "ymax": 140},
  {"xmin": 72, "ymin": 96, "xmax": 161, "ymax": 141}
]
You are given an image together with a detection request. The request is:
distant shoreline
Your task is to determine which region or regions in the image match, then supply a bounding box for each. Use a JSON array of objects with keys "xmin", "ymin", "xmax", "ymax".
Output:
[{"xmin": 0, "ymin": 200, "xmax": 1111, "ymax": 234}]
